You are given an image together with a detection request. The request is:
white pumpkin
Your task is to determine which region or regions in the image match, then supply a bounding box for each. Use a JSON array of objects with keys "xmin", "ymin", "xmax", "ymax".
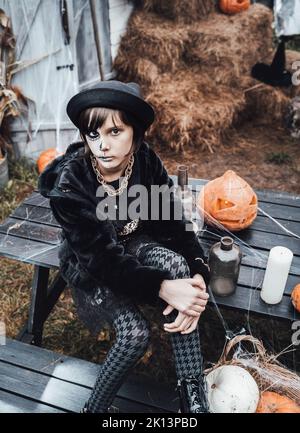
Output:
[{"xmin": 205, "ymin": 365, "xmax": 260, "ymax": 413}]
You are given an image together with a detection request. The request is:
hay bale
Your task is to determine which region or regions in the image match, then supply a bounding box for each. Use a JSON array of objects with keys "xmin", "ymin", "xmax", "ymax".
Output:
[
  {"xmin": 115, "ymin": 5, "xmax": 273, "ymax": 81},
  {"xmin": 114, "ymin": 11, "xmax": 188, "ymax": 73},
  {"xmin": 145, "ymin": 69, "xmax": 246, "ymax": 153},
  {"xmin": 115, "ymin": 57, "xmax": 160, "ymax": 86},
  {"xmin": 113, "ymin": 3, "xmax": 280, "ymax": 151},
  {"xmin": 184, "ymin": 4, "xmax": 274, "ymax": 87},
  {"xmin": 133, "ymin": 0, "xmax": 215, "ymax": 23},
  {"xmin": 243, "ymin": 84, "xmax": 291, "ymax": 126},
  {"xmin": 242, "ymin": 49, "xmax": 300, "ymax": 125}
]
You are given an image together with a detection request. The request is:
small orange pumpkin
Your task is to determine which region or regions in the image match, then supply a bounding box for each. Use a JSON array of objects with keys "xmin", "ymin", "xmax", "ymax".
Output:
[
  {"xmin": 256, "ymin": 391, "xmax": 300, "ymax": 413},
  {"xmin": 37, "ymin": 148, "xmax": 64, "ymax": 173},
  {"xmin": 291, "ymin": 283, "xmax": 300, "ymax": 312},
  {"xmin": 219, "ymin": 0, "xmax": 250, "ymax": 14},
  {"xmin": 197, "ymin": 170, "xmax": 258, "ymax": 231}
]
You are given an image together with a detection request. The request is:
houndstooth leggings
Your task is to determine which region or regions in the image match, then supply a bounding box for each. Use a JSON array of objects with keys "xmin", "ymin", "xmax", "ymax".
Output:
[{"xmin": 73, "ymin": 233, "xmax": 204, "ymax": 413}]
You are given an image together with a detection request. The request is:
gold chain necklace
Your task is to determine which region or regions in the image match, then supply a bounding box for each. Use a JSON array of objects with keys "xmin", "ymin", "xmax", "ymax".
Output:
[
  {"xmin": 90, "ymin": 152, "xmax": 140, "ymax": 236},
  {"xmin": 90, "ymin": 153, "xmax": 134, "ymax": 196}
]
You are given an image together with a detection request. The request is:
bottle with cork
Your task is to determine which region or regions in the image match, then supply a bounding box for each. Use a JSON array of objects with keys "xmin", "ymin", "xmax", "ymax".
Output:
[{"xmin": 208, "ymin": 236, "xmax": 242, "ymax": 296}]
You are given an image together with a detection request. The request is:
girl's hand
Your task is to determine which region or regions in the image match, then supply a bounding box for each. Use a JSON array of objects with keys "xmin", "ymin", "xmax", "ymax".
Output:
[
  {"xmin": 159, "ymin": 277, "xmax": 209, "ymax": 317},
  {"xmin": 162, "ymin": 305, "xmax": 201, "ymax": 334},
  {"xmin": 162, "ymin": 274, "xmax": 208, "ymax": 334},
  {"xmin": 192, "ymin": 273, "xmax": 207, "ymax": 291}
]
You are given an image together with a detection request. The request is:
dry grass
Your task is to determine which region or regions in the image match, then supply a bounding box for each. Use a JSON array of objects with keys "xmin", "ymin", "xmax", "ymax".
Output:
[
  {"xmin": 146, "ymin": 67, "xmax": 246, "ymax": 153},
  {"xmin": 0, "ymin": 157, "xmax": 38, "ymax": 222},
  {"xmin": 243, "ymin": 84, "xmax": 291, "ymax": 125},
  {"xmin": 240, "ymin": 49, "xmax": 300, "ymax": 125},
  {"xmin": 184, "ymin": 4, "xmax": 273, "ymax": 87},
  {"xmin": 133, "ymin": 0, "xmax": 215, "ymax": 24},
  {"xmin": 0, "ymin": 159, "xmax": 39, "ymax": 337},
  {"xmin": 115, "ymin": 11, "xmax": 188, "ymax": 75},
  {"xmin": 0, "ymin": 258, "xmax": 32, "ymax": 336}
]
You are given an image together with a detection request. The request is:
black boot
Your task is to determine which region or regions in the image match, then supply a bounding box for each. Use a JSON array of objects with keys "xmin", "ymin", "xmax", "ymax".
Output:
[{"xmin": 177, "ymin": 374, "xmax": 209, "ymax": 413}]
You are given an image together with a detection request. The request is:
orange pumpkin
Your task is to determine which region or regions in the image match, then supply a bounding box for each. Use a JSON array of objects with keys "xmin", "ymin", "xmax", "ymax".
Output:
[
  {"xmin": 291, "ymin": 283, "xmax": 300, "ymax": 312},
  {"xmin": 219, "ymin": 0, "xmax": 250, "ymax": 14},
  {"xmin": 256, "ymin": 391, "xmax": 300, "ymax": 413},
  {"xmin": 37, "ymin": 148, "xmax": 64, "ymax": 173},
  {"xmin": 197, "ymin": 170, "xmax": 258, "ymax": 231}
]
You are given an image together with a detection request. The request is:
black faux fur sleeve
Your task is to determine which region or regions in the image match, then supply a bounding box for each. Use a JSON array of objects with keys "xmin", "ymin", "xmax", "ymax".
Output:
[
  {"xmin": 50, "ymin": 197, "xmax": 172, "ymax": 306},
  {"xmin": 147, "ymin": 147, "xmax": 210, "ymax": 286}
]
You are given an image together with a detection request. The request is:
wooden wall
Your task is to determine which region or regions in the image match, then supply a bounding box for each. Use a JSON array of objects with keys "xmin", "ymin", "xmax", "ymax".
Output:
[{"xmin": 0, "ymin": 0, "xmax": 134, "ymax": 160}]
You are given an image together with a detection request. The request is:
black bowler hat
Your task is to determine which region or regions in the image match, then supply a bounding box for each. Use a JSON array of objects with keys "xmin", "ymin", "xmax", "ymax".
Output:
[{"xmin": 66, "ymin": 80, "xmax": 155, "ymax": 130}]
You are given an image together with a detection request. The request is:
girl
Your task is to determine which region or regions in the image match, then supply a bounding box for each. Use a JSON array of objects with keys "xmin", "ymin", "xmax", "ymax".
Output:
[{"xmin": 38, "ymin": 80, "xmax": 210, "ymax": 413}]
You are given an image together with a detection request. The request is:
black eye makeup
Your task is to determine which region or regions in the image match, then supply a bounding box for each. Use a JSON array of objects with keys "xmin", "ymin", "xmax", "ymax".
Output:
[{"xmin": 86, "ymin": 130, "xmax": 100, "ymax": 140}]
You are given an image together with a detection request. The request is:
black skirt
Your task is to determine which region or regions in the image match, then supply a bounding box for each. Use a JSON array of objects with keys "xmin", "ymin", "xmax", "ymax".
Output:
[{"xmin": 69, "ymin": 227, "xmax": 164, "ymax": 334}]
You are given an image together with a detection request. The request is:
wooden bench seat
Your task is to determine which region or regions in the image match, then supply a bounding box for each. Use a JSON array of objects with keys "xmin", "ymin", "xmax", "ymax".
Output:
[{"xmin": 0, "ymin": 339, "xmax": 179, "ymax": 413}]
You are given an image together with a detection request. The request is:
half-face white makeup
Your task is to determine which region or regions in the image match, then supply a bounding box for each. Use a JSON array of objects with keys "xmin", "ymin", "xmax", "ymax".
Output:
[
  {"xmin": 85, "ymin": 130, "xmax": 105, "ymax": 157},
  {"xmin": 85, "ymin": 111, "xmax": 134, "ymax": 176}
]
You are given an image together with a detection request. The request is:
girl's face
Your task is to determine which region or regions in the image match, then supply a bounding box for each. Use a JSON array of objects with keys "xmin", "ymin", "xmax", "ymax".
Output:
[{"xmin": 84, "ymin": 111, "xmax": 134, "ymax": 172}]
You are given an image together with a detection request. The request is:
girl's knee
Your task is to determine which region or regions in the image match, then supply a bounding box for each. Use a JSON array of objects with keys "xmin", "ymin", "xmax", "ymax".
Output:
[{"xmin": 168, "ymin": 252, "xmax": 190, "ymax": 279}]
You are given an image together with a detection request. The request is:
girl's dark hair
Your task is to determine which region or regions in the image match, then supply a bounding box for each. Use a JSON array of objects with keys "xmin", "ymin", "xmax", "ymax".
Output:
[{"xmin": 77, "ymin": 107, "xmax": 145, "ymax": 159}]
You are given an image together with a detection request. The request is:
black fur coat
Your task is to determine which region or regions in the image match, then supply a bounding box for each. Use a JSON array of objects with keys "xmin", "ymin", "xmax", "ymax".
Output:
[{"xmin": 38, "ymin": 141, "xmax": 210, "ymax": 307}]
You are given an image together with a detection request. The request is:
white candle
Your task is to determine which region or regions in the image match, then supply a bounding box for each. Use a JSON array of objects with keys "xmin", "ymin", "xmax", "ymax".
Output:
[{"xmin": 260, "ymin": 246, "xmax": 293, "ymax": 305}]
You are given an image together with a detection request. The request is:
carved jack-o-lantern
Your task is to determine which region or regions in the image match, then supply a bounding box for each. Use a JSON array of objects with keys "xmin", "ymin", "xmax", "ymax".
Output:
[
  {"xmin": 219, "ymin": 0, "xmax": 250, "ymax": 15},
  {"xmin": 197, "ymin": 170, "xmax": 258, "ymax": 231}
]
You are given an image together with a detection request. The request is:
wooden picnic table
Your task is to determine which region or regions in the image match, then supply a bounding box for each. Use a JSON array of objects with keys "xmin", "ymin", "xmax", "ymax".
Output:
[{"xmin": 0, "ymin": 176, "xmax": 299, "ymax": 348}]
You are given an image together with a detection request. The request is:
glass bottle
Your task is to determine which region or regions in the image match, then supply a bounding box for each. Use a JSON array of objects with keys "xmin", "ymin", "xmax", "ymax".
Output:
[
  {"xmin": 175, "ymin": 164, "xmax": 197, "ymax": 232},
  {"xmin": 176, "ymin": 165, "xmax": 193, "ymax": 218},
  {"xmin": 208, "ymin": 236, "xmax": 242, "ymax": 296}
]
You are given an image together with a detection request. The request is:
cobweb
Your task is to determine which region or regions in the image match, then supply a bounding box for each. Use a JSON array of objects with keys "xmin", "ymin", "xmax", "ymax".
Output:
[
  {"xmin": 0, "ymin": 0, "xmax": 85, "ymax": 156},
  {"xmin": 191, "ymin": 182, "xmax": 300, "ymax": 377}
]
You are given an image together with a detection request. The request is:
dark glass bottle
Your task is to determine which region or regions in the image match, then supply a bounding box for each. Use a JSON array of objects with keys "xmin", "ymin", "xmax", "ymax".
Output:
[
  {"xmin": 208, "ymin": 236, "xmax": 242, "ymax": 296},
  {"xmin": 177, "ymin": 164, "xmax": 188, "ymax": 188},
  {"xmin": 175, "ymin": 165, "xmax": 197, "ymax": 232},
  {"xmin": 176, "ymin": 165, "xmax": 193, "ymax": 220}
]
